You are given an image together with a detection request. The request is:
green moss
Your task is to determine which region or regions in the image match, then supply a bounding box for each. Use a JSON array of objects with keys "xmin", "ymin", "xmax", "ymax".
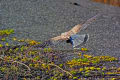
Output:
[{"xmin": 0, "ymin": 29, "xmax": 119, "ymax": 80}]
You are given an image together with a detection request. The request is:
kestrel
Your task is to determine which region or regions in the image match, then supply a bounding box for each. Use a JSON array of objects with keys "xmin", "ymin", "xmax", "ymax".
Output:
[{"xmin": 37, "ymin": 14, "xmax": 100, "ymax": 48}]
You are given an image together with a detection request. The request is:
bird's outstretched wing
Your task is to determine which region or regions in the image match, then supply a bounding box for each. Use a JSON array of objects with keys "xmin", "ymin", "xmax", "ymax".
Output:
[
  {"xmin": 51, "ymin": 14, "xmax": 100, "ymax": 41},
  {"xmin": 51, "ymin": 24, "xmax": 82, "ymax": 41}
]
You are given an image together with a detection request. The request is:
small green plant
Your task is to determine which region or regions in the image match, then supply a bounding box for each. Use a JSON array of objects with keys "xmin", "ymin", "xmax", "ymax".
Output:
[{"xmin": 0, "ymin": 29, "xmax": 120, "ymax": 80}]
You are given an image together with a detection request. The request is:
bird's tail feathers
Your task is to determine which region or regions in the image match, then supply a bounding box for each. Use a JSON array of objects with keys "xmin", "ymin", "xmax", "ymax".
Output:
[{"xmin": 70, "ymin": 34, "xmax": 89, "ymax": 48}]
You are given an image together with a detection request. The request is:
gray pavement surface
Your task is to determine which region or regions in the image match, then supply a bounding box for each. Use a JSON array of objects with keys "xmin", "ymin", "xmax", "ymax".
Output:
[{"xmin": 0, "ymin": 0, "xmax": 120, "ymax": 58}]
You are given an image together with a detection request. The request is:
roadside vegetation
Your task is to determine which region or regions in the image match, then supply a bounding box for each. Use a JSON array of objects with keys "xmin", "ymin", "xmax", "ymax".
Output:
[{"xmin": 0, "ymin": 29, "xmax": 120, "ymax": 80}]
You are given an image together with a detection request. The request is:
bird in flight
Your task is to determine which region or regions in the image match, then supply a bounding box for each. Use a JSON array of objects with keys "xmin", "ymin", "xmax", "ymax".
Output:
[{"xmin": 37, "ymin": 14, "xmax": 100, "ymax": 48}]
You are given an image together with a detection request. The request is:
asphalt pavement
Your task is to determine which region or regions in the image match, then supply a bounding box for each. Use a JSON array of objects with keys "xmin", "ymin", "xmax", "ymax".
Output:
[{"xmin": 0, "ymin": 0, "xmax": 120, "ymax": 58}]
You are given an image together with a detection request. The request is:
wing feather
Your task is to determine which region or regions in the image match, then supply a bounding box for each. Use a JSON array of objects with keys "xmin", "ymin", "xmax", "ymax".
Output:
[{"xmin": 51, "ymin": 14, "xmax": 100, "ymax": 41}]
